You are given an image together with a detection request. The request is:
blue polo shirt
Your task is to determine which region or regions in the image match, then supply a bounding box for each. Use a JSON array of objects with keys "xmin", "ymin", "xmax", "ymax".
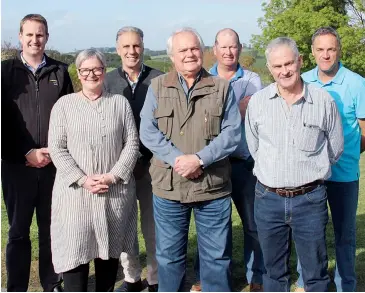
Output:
[
  {"xmin": 210, "ymin": 63, "xmax": 262, "ymax": 159},
  {"xmin": 302, "ymin": 63, "xmax": 365, "ymax": 182}
]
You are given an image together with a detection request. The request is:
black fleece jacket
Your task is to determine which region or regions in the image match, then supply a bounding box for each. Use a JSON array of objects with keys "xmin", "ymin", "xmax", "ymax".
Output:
[{"xmin": 1, "ymin": 53, "xmax": 74, "ymax": 163}]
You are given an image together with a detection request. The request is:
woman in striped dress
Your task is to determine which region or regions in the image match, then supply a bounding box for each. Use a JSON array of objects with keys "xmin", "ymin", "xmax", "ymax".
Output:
[{"xmin": 48, "ymin": 49, "xmax": 139, "ymax": 292}]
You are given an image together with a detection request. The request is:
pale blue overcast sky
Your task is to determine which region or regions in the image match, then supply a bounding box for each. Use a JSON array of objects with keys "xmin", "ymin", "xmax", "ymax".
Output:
[{"xmin": 1, "ymin": 0, "xmax": 265, "ymax": 53}]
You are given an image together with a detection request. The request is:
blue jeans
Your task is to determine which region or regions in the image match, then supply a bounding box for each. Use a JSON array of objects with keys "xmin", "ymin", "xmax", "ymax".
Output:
[
  {"xmin": 194, "ymin": 159, "xmax": 265, "ymax": 285},
  {"xmin": 153, "ymin": 195, "xmax": 232, "ymax": 292},
  {"xmin": 296, "ymin": 180, "xmax": 359, "ymax": 291},
  {"xmin": 255, "ymin": 182, "xmax": 330, "ymax": 292}
]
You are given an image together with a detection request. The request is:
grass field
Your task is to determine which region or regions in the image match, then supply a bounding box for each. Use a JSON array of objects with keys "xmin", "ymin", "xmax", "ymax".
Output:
[{"xmin": 1, "ymin": 157, "xmax": 365, "ymax": 291}]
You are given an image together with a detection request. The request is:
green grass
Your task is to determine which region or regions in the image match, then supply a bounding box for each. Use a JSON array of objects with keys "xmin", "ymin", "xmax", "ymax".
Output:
[{"xmin": 2, "ymin": 157, "xmax": 365, "ymax": 291}]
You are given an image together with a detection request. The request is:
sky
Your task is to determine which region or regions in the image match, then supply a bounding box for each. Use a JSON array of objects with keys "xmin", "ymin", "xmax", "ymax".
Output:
[{"xmin": 1, "ymin": 0, "xmax": 266, "ymax": 53}]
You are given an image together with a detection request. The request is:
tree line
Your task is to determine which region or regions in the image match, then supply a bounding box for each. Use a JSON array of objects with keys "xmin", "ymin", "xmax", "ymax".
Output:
[{"xmin": 251, "ymin": 0, "xmax": 365, "ymax": 76}]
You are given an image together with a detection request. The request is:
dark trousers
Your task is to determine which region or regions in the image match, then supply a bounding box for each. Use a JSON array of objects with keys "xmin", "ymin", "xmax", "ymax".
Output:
[
  {"xmin": 297, "ymin": 180, "xmax": 359, "ymax": 291},
  {"xmin": 63, "ymin": 258, "xmax": 119, "ymax": 292},
  {"xmin": 1, "ymin": 161, "xmax": 60, "ymax": 292}
]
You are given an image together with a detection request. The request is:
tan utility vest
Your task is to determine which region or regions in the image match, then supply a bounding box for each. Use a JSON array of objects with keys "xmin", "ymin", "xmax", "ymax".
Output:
[{"xmin": 149, "ymin": 69, "xmax": 232, "ymax": 203}]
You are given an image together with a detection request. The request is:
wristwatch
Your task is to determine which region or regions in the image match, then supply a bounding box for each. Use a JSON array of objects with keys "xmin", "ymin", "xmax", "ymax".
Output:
[{"xmin": 196, "ymin": 154, "xmax": 204, "ymax": 169}]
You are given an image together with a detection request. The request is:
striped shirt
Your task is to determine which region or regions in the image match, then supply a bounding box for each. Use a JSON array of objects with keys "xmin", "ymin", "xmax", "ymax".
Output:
[
  {"xmin": 245, "ymin": 82, "xmax": 344, "ymax": 188},
  {"xmin": 48, "ymin": 92, "xmax": 139, "ymax": 273}
]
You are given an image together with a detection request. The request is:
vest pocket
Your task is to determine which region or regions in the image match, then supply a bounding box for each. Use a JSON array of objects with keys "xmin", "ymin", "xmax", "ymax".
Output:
[
  {"xmin": 149, "ymin": 157, "xmax": 172, "ymax": 190},
  {"xmin": 154, "ymin": 107, "xmax": 174, "ymax": 139},
  {"xmin": 193, "ymin": 158, "xmax": 230, "ymax": 192},
  {"xmin": 203, "ymin": 107, "xmax": 223, "ymax": 140}
]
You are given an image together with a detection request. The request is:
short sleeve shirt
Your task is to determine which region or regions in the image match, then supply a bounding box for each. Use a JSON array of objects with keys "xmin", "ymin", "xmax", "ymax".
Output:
[{"xmin": 302, "ymin": 63, "xmax": 365, "ymax": 182}]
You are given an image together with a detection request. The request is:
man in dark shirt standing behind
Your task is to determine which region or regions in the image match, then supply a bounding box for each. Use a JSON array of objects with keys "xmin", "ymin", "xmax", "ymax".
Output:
[
  {"xmin": 1, "ymin": 14, "xmax": 74, "ymax": 292},
  {"xmin": 104, "ymin": 26, "xmax": 163, "ymax": 292}
]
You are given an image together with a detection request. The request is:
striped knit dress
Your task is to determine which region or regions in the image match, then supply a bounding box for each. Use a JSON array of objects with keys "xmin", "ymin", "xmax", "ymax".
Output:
[{"xmin": 48, "ymin": 92, "xmax": 139, "ymax": 273}]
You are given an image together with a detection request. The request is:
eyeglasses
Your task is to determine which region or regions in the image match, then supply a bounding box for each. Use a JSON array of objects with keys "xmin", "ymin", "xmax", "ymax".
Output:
[{"xmin": 78, "ymin": 67, "xmax": 105, "ymax": 77}]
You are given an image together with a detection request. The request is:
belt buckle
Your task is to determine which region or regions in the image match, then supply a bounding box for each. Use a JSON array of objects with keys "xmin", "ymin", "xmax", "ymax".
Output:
[{"xmin": 277, "ymin": 188, "xmax": 295, "ymax": 198}]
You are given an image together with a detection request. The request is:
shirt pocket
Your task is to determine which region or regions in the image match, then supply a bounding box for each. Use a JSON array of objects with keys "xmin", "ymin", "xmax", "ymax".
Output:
[
  {"xmin": 203, "ymin": 106, "xmax": 223, "ymax": 140},
  {"xmin": 154, "ymin": 106, "xmax": 174, "ymax": 139},
  {"xmin": 295, "ymin": 119, "xmax": 325, "ymax": 152}
]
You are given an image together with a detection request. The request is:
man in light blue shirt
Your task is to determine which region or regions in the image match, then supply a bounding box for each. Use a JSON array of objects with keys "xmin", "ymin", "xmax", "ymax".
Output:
[
  {"xmin": 190, "ymin": 28, "xmax": 265, "ymax": 293},
  {"xmin": 296, "ymin": 26, "xmax": 365, "ymax": 292}
]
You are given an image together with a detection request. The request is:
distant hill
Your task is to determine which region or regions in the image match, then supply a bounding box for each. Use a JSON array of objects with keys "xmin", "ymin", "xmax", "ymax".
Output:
[
  {"xmin": 67, "ymin": 47, "xmax": 168, "ymax": 56},
  {"xmin": 66, "ymin": 45, "xmax": 255, "ymax": 56}
]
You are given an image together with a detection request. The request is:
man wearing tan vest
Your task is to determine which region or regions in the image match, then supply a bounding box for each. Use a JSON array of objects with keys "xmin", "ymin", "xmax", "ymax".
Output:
[{"xmin": 140, "ymin": 27, "xmax": 241, "ymax": 292}]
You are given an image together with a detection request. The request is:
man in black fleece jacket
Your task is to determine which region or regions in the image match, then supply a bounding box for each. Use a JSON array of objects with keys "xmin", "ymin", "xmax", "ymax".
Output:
[
  {"xmin": 1, "ymin": 14, "xmax": 73, "ymax": 292},
  {"xmin": 104, "ymin": 26, "xmax": 163, "ymax": 292}
]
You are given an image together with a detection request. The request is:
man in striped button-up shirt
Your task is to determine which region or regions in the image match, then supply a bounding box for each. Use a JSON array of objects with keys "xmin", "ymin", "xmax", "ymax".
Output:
[{"xmin": 245, "ymin": 37, "xmax": 344, "ymax": 292}]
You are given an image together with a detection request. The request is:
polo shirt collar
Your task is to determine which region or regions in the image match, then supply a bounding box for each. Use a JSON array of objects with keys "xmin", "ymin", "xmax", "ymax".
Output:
[
  {"xmin": 311, "ymin": 62, "xmax": 345, "ymax": 85},
  {"xmin": 209, "ymin": 63, "xmax": 244, "ymax": 82}
]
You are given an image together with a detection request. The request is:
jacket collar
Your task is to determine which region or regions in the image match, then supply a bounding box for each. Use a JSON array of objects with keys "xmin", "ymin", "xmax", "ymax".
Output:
[{"xmin": 14, "ymin": 51, "xmax": 57, "ymax": 73}]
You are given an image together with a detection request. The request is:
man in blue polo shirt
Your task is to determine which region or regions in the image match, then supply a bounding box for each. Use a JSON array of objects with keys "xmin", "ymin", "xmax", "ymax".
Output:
[
  {"xmin": 296, "ymin": 26, "xmax": 365, "ymax": 292},
  {"xmin": 190, "ymin": 28, "xmax": 265, "ymax": 292}
]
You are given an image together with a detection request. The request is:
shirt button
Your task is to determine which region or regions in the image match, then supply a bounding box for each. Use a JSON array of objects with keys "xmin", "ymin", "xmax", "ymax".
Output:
[{"xmin": 180, "ymin": 131, "xmax": 184, "ymax": 136}]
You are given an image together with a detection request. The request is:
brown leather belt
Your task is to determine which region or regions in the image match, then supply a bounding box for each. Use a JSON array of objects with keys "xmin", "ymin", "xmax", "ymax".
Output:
[{"xmin": 259, "ymin": 180, "xmax": 324, "ymax": 198}]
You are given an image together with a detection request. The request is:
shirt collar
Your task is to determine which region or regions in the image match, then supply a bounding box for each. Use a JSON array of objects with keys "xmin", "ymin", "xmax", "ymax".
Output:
[
  {"xmin": 20, "ymin": 52, "xmax": 46, "ymax": 73},
  {"xmin": 311, "ymin": 62, "xmax": 345, "ymax": 85},
  {"xmin": 123, "ymin": 63, "xmax": 145, "ymax": 81},
  {"xmin": 209, "ymin": 63, "xmax": 244, "ymax": 82},
  {"xmin": 177, "ymin": 69, "xmax": 202, "ymax": 87},
  {"xmin": 269, "ymin": 80, "xmax": 312, "ymax": 103}
]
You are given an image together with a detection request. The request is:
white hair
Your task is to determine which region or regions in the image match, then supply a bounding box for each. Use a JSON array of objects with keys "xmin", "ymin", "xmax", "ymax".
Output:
[
  {"xmin": 265, "ymin": 37, "xmax": 299, "ymax": 64},
  {"xmin": 75, "ymin": 48, "xmax": 107, "ymax": 68},
  {"xmin": 166, "ymin": 27, "xmax": 205, "ymax": 56}
]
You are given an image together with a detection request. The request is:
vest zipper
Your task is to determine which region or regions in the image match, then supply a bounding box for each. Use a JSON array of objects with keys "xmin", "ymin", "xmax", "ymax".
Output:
[{"xmin": 35, "ymin": 74, "xmax": 40, "ymax": 147}]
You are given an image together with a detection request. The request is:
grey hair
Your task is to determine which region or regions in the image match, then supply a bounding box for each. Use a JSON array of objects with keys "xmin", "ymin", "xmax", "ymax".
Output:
[
  {"xmin": 214, "ymin": 28, "xmax": 241, "ymax": 47},
  {"xmin": 265, "ymin": 37, "xmax": 299, "ymax": 63},
  {"xmin": 311, "ymin": 26, "xmax": 341, "ymax": 48},
  {"xmin": 166, "ymin": 27, "xmax": 205, "ymax": 56},
  {"xmin": 116, "ymin": 26, "xmax": 144, "ymax": 42},
  {"xmin": 75, "ymin": 48, "xmax": 107, "ymax": 69}
]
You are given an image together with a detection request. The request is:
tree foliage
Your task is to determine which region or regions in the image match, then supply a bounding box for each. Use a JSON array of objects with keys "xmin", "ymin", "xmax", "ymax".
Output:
[
  {"xmin": 46, "ymin": 50, "xmax": 74, "ymax": 65},
  {"xmin": 202, "ymin": 49, "xmax": 258, "ymax": 70},
  {"xmin": 1, "ymin": 41, "xmax": 19, "ymax": 60},
  {"xmin": 68, "ymin": 63, "xmax": 82, "ymax": 92},
  {"xmin": 251, "ymin": 0, "xmax": 365, "ymax": 76}
]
